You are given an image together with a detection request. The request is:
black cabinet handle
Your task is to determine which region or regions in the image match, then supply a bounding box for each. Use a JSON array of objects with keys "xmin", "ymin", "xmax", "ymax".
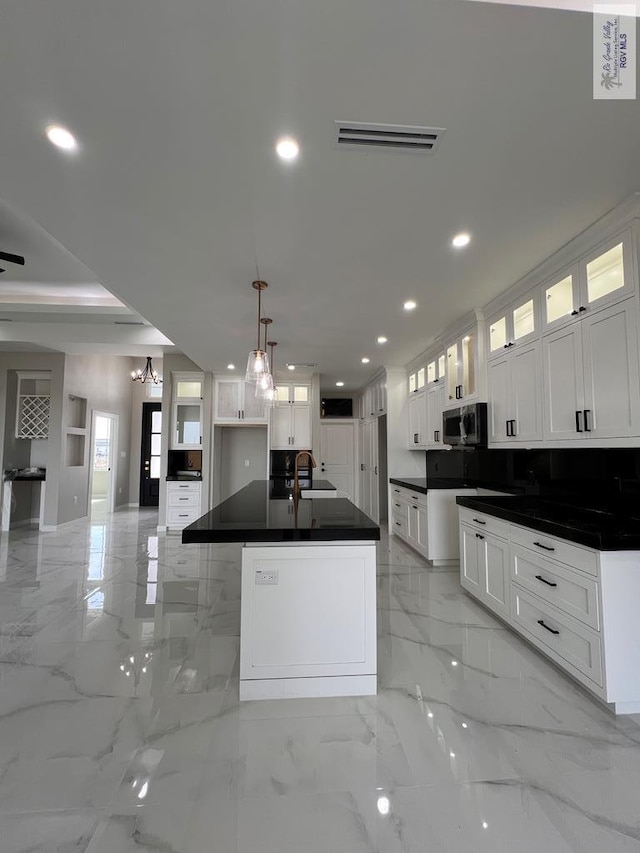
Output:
[
  {"xmin": 473, "ymin": 518, "xmax": 486, "ymax": 525},
  {"xmin": 533, "ymin": 541, "xmax": 555, "ymax": 552},
  {"xmin": 395, "ymin": 503, "xmax": 401, "ymax": 507},
  {"xmin": 361, "ymin": 463, "xmax": 365, "ymax": 471},
  {"xmin": 395, "ymin": 522, "xmax": 401, "ymax": 527},
  {"xmin": 412, "ymin": 504, "xmax": 418, "ymax": 509},
  {"xmin": 579, "ymin": 306, "xmax": 586, "ymax": 313},
  {"xmin": 571, "ymin": 310, "xmax": 579, "ymax": 316},
  {"xmin": 394, "ymin": 489, "xmax": 400, "ymax": 493},
  {"xmin": 506, "ymin": 419, "xmax": 511, "ymax": 437},
  {"xmin": 537, "ymin": 619, "xmax": 560, "ymax": 635},
  {"xmin": 535, "ymin": 574, "xmax": 558, "ymax": 588},
  {"xmin": 583, "ymin": 409, "xmax": 591, "ymax": 432},
  {"xmin": 414, "ymin": 433, "xmax": 419, "ymax": 444},
  {"xmin": 575, "ymin": 411, "xmax": 583, "ymax": 433},
  {"xmin": 475, "ymin": 533, "xmax": 485, "ymax": 540},
  {"xmin": 238, "ymin": 410, "xmax": 241, "ymax": 419}
]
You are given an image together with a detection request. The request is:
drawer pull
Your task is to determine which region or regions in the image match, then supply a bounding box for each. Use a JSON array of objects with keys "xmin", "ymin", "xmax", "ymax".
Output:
[
  {"xmin": 179, "ymin": 514, "xmax": 189, "ymax": 518},
  {"xmin": 395, "ymin": 522, "xmax": 401, "ymax": 527},
  {"xmin": 395, "ymin": 503, "xmax": 401, "ymax": 508},
  {"xmin": 473, "ymin": 518, "xmax": 486, "ymax": 525},
  {"xmin": 535, "ymin": 574, "xmax": 557, "ymax": 588},
  {"xmin": 533, "ymin": 541, "xmax": 555, "ymax": 552},
  {"xmin": 537, "ymin": 619, "xmax": 560, "ymax": 635},
  {"xmin": 412, "ymin": 504, "xmax": 418, "ymax": 509},
  {"xmin": 179, "ymin": 498, "xmax": 189, "ymax": 501},
  {"xmin": 475, "ymin": 533, "xmax": 485, "ymax": 540},
  {"xmin": 394, "ymin": 489, "xmax": 400, "ymax": 494}
]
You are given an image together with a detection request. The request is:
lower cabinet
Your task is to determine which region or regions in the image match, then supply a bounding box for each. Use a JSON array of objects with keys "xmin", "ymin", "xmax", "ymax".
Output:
[
  {"xmin": 460, "ymin": 520, "xmax": 509, "ymax": 620},
  {"xmin": 391, "ymin": 484, "xmax": 475, "ymax": 564},
  {"xmin": 166, "ymin": 481, "xmax": 202, "ymax": 531},
  {"xmin": 459, "ymin": 506, "xmax": 640, "ymax": 714}
]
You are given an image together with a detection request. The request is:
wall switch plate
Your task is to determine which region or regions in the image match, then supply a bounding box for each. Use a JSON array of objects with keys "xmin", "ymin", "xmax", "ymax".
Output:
[
  {"xmin": 121, "ymin": 451, "xmax": 127, "ymax": 458},
  {"xmin": 255, "ymin": 569, "xmax": 278, "ymax": 585},
  {"xmin": 244, "ymin": 459, "xmax": 250, "ymax": 467}
]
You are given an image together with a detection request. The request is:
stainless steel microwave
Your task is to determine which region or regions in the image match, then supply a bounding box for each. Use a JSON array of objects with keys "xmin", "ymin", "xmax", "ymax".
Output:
[{"xmin": 442, "ymin": 403, "xmax": 488, "ymax": 447}]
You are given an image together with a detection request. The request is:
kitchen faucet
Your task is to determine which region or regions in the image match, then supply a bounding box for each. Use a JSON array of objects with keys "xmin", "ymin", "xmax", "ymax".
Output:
[{"xmin": 293, "ymin": 450, "xmax": 317, "ymax": 499}]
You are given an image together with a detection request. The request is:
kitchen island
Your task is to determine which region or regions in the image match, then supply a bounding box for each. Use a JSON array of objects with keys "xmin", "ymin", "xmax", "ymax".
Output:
[{"xmin": 183, "ymin": 480, "xmax": 380, "ymax": 700}]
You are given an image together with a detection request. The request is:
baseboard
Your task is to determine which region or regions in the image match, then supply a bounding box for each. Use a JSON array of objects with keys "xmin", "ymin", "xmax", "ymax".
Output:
[
  {"xmin": 128, "ymin": 503, "xmax": 140, "ymax": 508},
  {"xmin": 157, "ymin": 524, "xmax": 167, "ymax": 533},
  {"xmin": 239, "ymin": 674, "xmax": 377, "ymax": 701}
]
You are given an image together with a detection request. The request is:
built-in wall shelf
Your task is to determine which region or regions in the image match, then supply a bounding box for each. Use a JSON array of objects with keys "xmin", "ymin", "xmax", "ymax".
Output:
[
  {"xmin": 16, "ymin": 372, "xmax": 51, "ymax": 440},
  {"xmin": 65, "ymin": 426, "xmax": 87, "ymax": 436},
  {"xmin": 66, "ymin": 395, "xmax": 88, "ymax": 431},
  {"xmin": 65, "ymin": 433, "xmax": 86, "ymax": 467}
]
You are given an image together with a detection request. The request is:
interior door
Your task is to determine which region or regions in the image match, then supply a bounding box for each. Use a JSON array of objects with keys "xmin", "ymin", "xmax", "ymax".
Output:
[
  {"xmin": 140, "ymin": 402, "xmax": 162, "ymax": 506},
  {"xmin": 320, "ymin": 421, "xmax": 356, "ymax": 499}
]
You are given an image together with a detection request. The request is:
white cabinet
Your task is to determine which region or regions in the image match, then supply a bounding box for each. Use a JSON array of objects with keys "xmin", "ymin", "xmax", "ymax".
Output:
[
  {"xmin": 426, "ymin": 382, "xmax": 446, "ymax": 445},
  {"xmin": 166, "ymin": 481, "xmax": 202, "ymax": 531},
  {"xmin": 542, "ymin": 298, "xmax": 640, "ymax": 441},
  {"xmin": 542, "ymin": 232, "xmax": 635, "ymax": 334},
  {"xmin": 274, "ymin": 383, "xmax": 311, "ymax": 405},
  {"xmin": 487, "ymin": 293, "xmax": 538, "ymax": 358},
  {"xmin": 171, "ymin": 372, "xmax": 204, "ymax": 449},
  {"xmin": 393, "ymin": 485, "xmax": 474, "ymax": 564},
  {"xmin": 359, "ymin": 418, "xmax": 378, "ymax": 522},
  {"xmin": 270, "ymin": 404, "xmax": 312, "ymax": 449},
  {"xmin": 361, "ymin": 376, "xmax": 387, "ymax": 419},
  {"xmin": 488, "ymin": 340, "xmax": 542, "ymax": 444},
  {"xmin": 408, "ymin": 390, "xmax": 427, "ymax": 449},
  {"xmin": 214, "ymin": 378, "xmax": 267, "ymax": 422},
  {"xmin": 459, "ymin": 511, "xmax": 510, "ymax": 620},
  {"xmin": 445, "ymin": 329, "xmax": 477, "ymax": 406}
]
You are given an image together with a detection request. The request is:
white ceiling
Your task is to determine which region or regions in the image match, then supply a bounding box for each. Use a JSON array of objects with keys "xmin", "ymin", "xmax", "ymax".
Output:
[{"xmin": 0, "ymin": 0, "xmax": 639, "ymax": 389}]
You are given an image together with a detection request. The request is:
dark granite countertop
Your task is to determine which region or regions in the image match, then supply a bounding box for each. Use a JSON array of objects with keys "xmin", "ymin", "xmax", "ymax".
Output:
[
  {"xmin": 182, "ymin": 480, "xmax": 380, "ymax": 544},
  {"xmin": 167, "ymin": 474, "xmax": 202, "ymax": 481},
  {"xmin": 457, "ymin": 495, "xmax": 640, "ymax": 550},
  {"xmin": 389, "ymin": 478, "xmax": 428, "ymax": 494}
]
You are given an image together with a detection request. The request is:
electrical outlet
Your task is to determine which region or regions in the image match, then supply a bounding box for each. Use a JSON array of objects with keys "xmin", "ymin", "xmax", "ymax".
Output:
[
  {"xmin": 120, "ymin": 451, "xmax": 127, "ymax": 458},
  {"xmin": 118, "ymin": 487, "xmax": 122, "ymax": 494},
  {"xmin": 255, "ymin": 569, "xmax": 278, "ymax": 585},
  {"xmin": 73, "ymin": 496, "xmax": 78, "ymax": 504},
  {"xmin": 244, "ymin": 459, "xmax": 250, "ymax": 467}
]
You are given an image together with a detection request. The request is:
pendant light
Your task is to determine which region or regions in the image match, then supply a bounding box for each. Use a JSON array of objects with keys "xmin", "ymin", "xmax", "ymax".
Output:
[
  {"xmin": 131, "ymin": 356, "xmax": 162, "ymax": 384},
  {"xmin": 262, "ymin": 341, "xmax": 278, "ymax": 405},
  {"xmin": 245, "ymin": 280, "xmax": 270, "ymax": 381},
  {"xmin": 256, "ymin": 317, "xmax": 274, "ymax": 398}
]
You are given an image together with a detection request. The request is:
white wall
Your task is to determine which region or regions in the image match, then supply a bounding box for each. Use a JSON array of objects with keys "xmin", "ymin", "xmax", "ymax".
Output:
[
  {"xmin": 218, "ymin": 426, "xmax": 268, "ymax": 501},
  {"xmin": 58, "ymin": 354, "xmax": 136, "ymax": 524}
]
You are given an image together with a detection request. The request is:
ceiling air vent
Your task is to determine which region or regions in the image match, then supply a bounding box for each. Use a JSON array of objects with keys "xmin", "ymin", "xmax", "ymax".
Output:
[{"xmin": 335, "ymin": 121, "xmax": 445, "ymax": 153}]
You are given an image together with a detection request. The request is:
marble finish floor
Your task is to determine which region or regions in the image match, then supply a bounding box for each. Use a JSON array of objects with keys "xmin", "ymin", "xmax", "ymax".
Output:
[{"xmin": 0, "ymin": 508, "xmax": 639, "ymax": 851}]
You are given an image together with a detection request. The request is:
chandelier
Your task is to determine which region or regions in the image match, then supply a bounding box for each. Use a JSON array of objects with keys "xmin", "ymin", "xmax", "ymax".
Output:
[{"xmin": 131, "ymin": 356, "xmax": 162, "ymax": 385}]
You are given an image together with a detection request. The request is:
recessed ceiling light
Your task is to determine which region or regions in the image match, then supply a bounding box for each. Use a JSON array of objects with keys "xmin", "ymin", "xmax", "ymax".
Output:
[
  {"xmin": 451, "ymin": 660, "xmax": 458, "ymax": 666},
  {"xmin": 227, "ymin": 364, "xmax": 235, "ymax": 370},
  {"xmin": 361, "ymin": 357, "xmax": 370, "ymax": 364},
  {"xmin": 287, "ymin": 364, "xmax": 296, "ymax": 371},
  {"xmin": 276, "ymin": 136, "xmax": 300, "ymax": 161},
  {"xmin": 377, "ymin": 336, "xmax": 388, "ymax": 344},
  {"xmin": 336, "ymin": 381, "xmax": 345, "ymax": 387},
  {"xmin": 403, "ymin": 300, "xmax": 417, "ymax": 311},
  {"xmin": 45, "ymin": 124, "xmax": 78, "ymax": 151},
  {"xmin": 452, "ymin": 232, "xmax": 471, "ymax": 248}
]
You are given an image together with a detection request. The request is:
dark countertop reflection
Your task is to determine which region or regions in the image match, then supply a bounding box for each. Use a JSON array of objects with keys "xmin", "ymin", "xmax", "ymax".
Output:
[
  {"xmin": 457, "ymin": 494, "xmax": 640, "ymax": 550},
  {"xmin": 183, "ymin": 480, "xmax": 380, "ymax": 544}
]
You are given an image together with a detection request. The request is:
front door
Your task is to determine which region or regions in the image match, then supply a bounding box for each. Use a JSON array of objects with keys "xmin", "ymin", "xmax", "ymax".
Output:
[{"xmin": 140, "ymin": 403, "xmax": 162, "ymax": 507}]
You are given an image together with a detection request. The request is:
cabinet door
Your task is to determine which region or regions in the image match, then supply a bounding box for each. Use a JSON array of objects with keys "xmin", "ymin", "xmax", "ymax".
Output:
[
  {"xmin": 243, "ymin": 381, "xmax": 266, "ymax": 421},
  {"xmin": 426, "ymin": 383, "xmax": 445, "ymax": 444},
  {"xmin": 582, "ymin": 233, "xmax": 634, "ymax": 312},
  {"xmin": 581, "ymin": 299, "xmax": 640, "ymax": 438},
  {"xmin": 214, "ymin": 379, "xmax": 241, "ymax": 421},
  {"xmin": 291, "ymin": 405, "xmax": 312, "ymax": 449},
  {"xmin": 446, "ymin": 343, "xmax": 459, "ymax": 403},
  {"xmin": 511, "ymin": 341, "xmax": 543, "ymax": 442},
  {"xmin": 542, "ymin": 324, "xmax": 585, "ymax": 440},
  {"xmin": 408, "ymin": 392, "xmax": 426, "ymax": 448},
  {"xmin": 270, "ymin": 406, "xmax": 292, "ymax": 449},
  {"xmin": 481, "ymin": 534, "xmax": 510, "ymax": 619},
  {"xmin": 460, "ymin": 524, "xmax": 481, "ymax": 595},
  {"xmin": 488, "ymin": 356, "xmax": 510, "ymax": 443},
  {"xmin": 172, "ymin": 402, "xmax": 202, "ymax": 448},
  {"xmin": 413, "ymin": 503, "xmax": 429, "ymax": 557},
  {"xmin": 460, "ymin": 332, "xmax": 476, "ymax": 400}
]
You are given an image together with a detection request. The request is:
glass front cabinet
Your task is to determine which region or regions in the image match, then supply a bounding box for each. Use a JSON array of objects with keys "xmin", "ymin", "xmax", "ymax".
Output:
[
  {"xmin": 446, "ymin": 331, "xmax": 476, "ymax": 405},
  {"xmin": 171, "ymin": 373, "xmax": 204, "ymax": 449},
  {"xmin": 487, "ymin": 293, "xmax": 538, "ymax": 359}
]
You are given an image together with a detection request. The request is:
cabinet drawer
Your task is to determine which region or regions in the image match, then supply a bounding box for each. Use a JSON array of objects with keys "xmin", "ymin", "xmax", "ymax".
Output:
[
  {"xmin": 511, "ymin": 586, "xmax": 603, "ymax": 687},
  {"xmin": 167, "ymin": 482, "xmax": 201, "ymax": 493},
  {"xmin": 392, "ymin": 514, "xmax": 408, "ymax": 539},
  {"xmin": 511, "ymin": 546, "xmax": 600, "ymax": 630},
  {"xmin": 391, "ymin": 485, "xmax": 427, "ymax": 508},
  {"xmin": 168, "ymin": 492, "xmax": 200, "ymax": 508},
  {"xmin": 510, "ymin": 524, "xmax": 598, "ymax": 577},
  {"xmin": 167, "ymin": 507, "xmax": 201, "ymax": 526},
  {"xmin": 458, "ymin": 508, "xmax": 509, "ymax": 540}
]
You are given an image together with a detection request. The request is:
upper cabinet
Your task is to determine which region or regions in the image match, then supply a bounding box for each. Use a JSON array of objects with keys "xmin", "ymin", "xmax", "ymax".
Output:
[
  {"xmin": 360, "ymin": 375, "xmax": 387, "ymax": 420},
  {"xmin": 214, "ymin": 377, "xmax": 267, "ymax": 423},
  {"xmin": 171, "ymin": 372, "xmax": 203, "ymax": 449},
  {"xmin": 542, "ymin": 232, "xmax": 634, "ymax": 333},
  {"xmin": 270, "ymin": 382, "xmax": 312, "ymax": 449},
  {"xmin": 487, "ymin": 293, "xmax": 538, "ymax": 358},
  {"xmin": 445, "ymin": 329, "xmax": 477, "ymax": 406},
  {"xmin": 274, "ymin": 383, "xmax": 311, "ymax": 405}
]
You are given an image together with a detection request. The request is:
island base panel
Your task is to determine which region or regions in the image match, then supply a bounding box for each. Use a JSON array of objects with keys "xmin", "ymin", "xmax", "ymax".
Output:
[{"xmin": 240, "ymin": 543, "xmax": 377, "ymax": 701}]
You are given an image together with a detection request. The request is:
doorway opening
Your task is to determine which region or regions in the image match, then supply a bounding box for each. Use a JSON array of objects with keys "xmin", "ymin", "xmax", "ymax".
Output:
[
  {"xmin": 89, "ymin": 411, "xmax": 118, "ymax": 515},
  {"xmin": 140, "ymin": 402, "xmax": 162, "ymax": 507}
]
